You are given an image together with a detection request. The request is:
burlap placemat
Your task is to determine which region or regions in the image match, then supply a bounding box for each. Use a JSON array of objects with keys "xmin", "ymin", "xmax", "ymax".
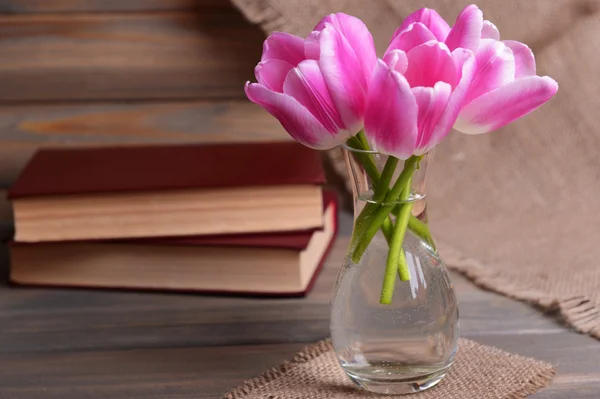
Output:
[
  {"xmin": 230, "ymin": 0, "xmax": 600, "ymax": 340},
  {"xmin": 223, "ymin": 338, "xmax": 555, "ymax": 398}
]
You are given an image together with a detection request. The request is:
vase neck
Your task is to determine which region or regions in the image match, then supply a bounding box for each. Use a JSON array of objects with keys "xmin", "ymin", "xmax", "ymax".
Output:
[{"xmin": 343, "ymin": 148, "xmax": 433, "ymax": 210}]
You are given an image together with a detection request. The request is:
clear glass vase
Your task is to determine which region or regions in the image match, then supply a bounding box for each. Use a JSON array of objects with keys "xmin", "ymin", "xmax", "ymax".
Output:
[{"xmin": 330, "ymin": 146, "xmax": 459, "ymax": 395}]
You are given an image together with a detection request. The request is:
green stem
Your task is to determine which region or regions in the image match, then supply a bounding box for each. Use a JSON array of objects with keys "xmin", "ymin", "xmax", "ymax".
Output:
[
  {"xmin": 357, "ymin": 130, "xmax": 371, "ymax": 151},
  {"xmin": 347, "ymin": 136, "xmax": 388, "ymax": 253},
  {"xmin": 382, "ymin": 214, "xmax": 434, "ymax": 249},
  {"xmin": 380, "ymin": 179, "xmax": 412, "ymax": 304},
  {"xmin": 394, "ymin": 193, "xmax": 413, "ymax": 282},
  {"xmin": 349, "ymin": 155, "xmax": 399, "ymax": 246},
  {"xmin": 408, "ymin": 216, "xmax": 436, "ymax": 250},
  {"xmin": 398, "ymin": 249, "xmax": 409, "ymax": 281},
  {"xmin": 381, "ymin": 217, "xmax": 393, "ymax": 244},
  {"xmin": 373, "ymin": 157, "xmax": 398, "ymax": 202},
  {"xmin": 351, "ymin": 155, "xmax": 421, "ymax": 263},
  {"xmin": 346, "ymin": 137, "xmax": 379, "ymax": 182},
  {"xmin": 350, "ymin": 156, "xmax": 398, "ymax": 250}
]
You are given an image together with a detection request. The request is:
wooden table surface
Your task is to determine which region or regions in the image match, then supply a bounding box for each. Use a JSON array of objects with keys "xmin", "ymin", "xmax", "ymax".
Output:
[{"xmin": 0, "ymin": 212, "xmax": 599, "ymax": 398}]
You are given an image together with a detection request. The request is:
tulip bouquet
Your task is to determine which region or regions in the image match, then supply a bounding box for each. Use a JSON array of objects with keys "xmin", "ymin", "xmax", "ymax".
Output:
[{"xmin": 245, "ymin": 5, "xmax": 558, "ymax": 304}]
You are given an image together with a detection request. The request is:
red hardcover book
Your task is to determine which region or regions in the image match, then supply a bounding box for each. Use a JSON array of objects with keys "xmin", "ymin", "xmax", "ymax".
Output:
[
  {"xmin": 9, "ymin": 142, "xmax": 326, "ymax": 242},
  {"xmin": 9, "ymin": 141, "xmax": 326, "ymax": 198},
  {"xmin": 9, "ymin": 192, "xmax": 338, "ymax": 297}
]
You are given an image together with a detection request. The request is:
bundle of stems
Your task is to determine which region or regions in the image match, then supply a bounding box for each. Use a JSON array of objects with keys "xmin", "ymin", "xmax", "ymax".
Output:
[{"xmin": 346, "ymin": 133, "xmax": 436, "ymax": 304}]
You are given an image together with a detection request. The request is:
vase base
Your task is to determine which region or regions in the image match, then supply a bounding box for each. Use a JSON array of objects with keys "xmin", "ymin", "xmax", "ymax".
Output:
[{"xmin": 344, "ymin": 364, "xmax": 450, "ymax": 395}]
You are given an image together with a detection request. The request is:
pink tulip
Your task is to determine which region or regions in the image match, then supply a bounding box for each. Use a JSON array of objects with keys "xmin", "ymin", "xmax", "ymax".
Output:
[
  {"xmin": 389, "ymin": 5, "xmax": 558, "ymax": 136},
  {"xmin": 395, "ymin": 7, "xmax": 451, "ymax": 43},
  {"xmin": 363, "ymin": 24, "xmax": 475, "ymax": 159},
  {"xmin": 245, "ymin": 13, "xmax": 377, "ymax": 149},
  {"xmin": 392, "ymin": 6, "xmax": 483, "ymax": 52},
  {"xmin": 445, "ymin": 5, "xmax": 559, "ymax": 134}
]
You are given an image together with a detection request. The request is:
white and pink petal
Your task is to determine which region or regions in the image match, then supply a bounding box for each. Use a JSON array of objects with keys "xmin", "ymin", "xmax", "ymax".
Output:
[
  {"xmin": 318, "ymin": 22, "xmax": 371, "ymax": 133},
  {"xmin": 504, "ymin": 40, "xmax": 537, "ymax": 78},
  {"xmin": 454, "ymin": 75, "xmax": 559, "ymax": 134},
  {"xmin": 304, "ymin": 31, "xmax": 321, "ymax": 60},
  {"xmin": 395, "ymin": 8, "xmax": 451, "ymax": 42},
  {"xmin": 364, "ymin": 60, "xmax": 419, "ymax": 160},
  {"xmin": 329, "ymin": 13, "xmax": 377, "ymax": 78},
  {"xmin": 383, "ymin": 49, "xmax": 409, "ymax": 75},
  {"xmin": 245, "ymin": 83, "xmax": 340, "ymax": 149},
  {"xmin": 445, "ymin": 4, "xmax": 483, "ymax": 51},
  {"xmin": 255, "ymin": 59, "xmax": 294, "ymax": 93},
  {"xmin": 261, "ymin": 32, "xmax": 306, "ymax": 65},
  {"xmin": 412, "ymin": 82, "xmax": 453, "ymax": 154},
  {"xmin": 463, "ymin": 39, "xmax": 515, "ymax": 105},
  {"xmin": 404, "ymin": 41, "xmax": 456, "ymax": 88},
  {"xmin": 481, "ymin": 20, "xmax": 500, "ymax": 40},
  {"xmin": 386, "ymin": 22, "xmax": 437, "ymax": 55},
  {"xmin": 427, "ymin": 48, "xmax": 476, "ymax": 144},
  {"xmin": 282, "ymin": 60, "xmax": 346, "ymax": 134}
]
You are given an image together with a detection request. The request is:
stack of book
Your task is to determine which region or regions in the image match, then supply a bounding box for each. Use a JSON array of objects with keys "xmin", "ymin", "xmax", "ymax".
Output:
[{"xmin": 7, "ymin": 142, "xmax": 338, "ymax": 296}]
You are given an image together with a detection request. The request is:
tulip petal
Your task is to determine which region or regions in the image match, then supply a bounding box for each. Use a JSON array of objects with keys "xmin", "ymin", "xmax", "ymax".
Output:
[
  {"xmin": 404, "ymin": 41, "xmax": 456, "ymax": 88},
  {"xmin": 304, "ymin": 31, "xmax": 321, "ymax": 60},
  {"xmin": 428, "ymin": 48, "xmax": 476, "ymax": 145},
  {"xmin": 464, "ymin": 39, "xmax": 515, "ymax": 105},
  {"xmin": 261, "ymin": 32, "xmax": 306, "ymax": 66},
  {"xmin": 364, "ymin": 60, "xmax": 418, "ymax": 159},
  {"xmin": 283, "ymin": 60, "xmax": 346, "ymax": 134},
  {"xmin": 386, "ymin": 22, "xmax": 437, "ymax": 55},
  {"xmin": 245, "ymin": 82, "xmax": 339, "ymax": 149},
  {"xmin": 255, "ymin": 59, "xmax": 294, "ymax": 93},
  {"xmin": 396, "ymin": 8, "xmax": 451, "ymax": 42},
  {"xmin": 455, "ymin": 75, "xmax": 559, "ymax": 134},
  {"xmin": 481, "ymin": 20, "xmax": 500, "ymax": 40},
  {"xmin": 445, "ymin": 4, "xmax": 483, "ymax": 51},
  {"xmin": 319, "ymin": 19, "xmax": 374, "ymax": 132},
  {"xmin": 412, "ymin": 82, "xmax": 452, "ymax": 153},
  {"xmin": 335, "ymin": 13, "xmax": 378, "ymax": 80},
  {"xmin": 504, "ymin": 40, "xmax": 536, "ymax": 78},
  {"xmin": 315, "ymin": 13, "xmax": 377, "ymax": 81},
  {"xmin": 383, "ymin": 49, "xmax": 409, "ymax": 75},
  {"xmin": 312, "ymin": 13, "xmax": 332, "ymax": 32}
]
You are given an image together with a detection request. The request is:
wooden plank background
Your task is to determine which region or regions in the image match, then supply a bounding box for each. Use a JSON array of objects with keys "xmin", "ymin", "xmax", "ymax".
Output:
[
  {"xmin": 0, "ymin": 11, "xmax": 263, "ymax": 102},
  {"xmin": 0, "ymin": 0, "xmax": 231, "ymax": 13},
  {"xmin": 0, "ymin": 0, "xmax": 290, "ymax": 194}
]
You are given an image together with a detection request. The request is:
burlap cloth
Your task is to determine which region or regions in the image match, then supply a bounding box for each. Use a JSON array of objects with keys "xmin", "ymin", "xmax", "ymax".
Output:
[
  {"xmin": 223, "ymin": 338, "xmax": 555, "ymax": 398},
  {"xmin": 231, "ymin": 0, "xmax": 600, "ymax": 339}
]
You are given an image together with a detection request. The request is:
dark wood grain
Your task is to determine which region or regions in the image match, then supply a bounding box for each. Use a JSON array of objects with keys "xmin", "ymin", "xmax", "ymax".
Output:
[
  {"xmin": 0, "ymin": 10, "xmax": 264, "ymax": 102},
  {"xmin": 0, "ymin": 101, "xmax": 289, "ymax": 187},
  {"xmin": 1, "ymin": 337, "xmax": 597, "ymax": 399},
  {"xmin": 0, "ymin": 218, "xmax": 598, "ymax": 398},
  {"xmin": 0, "ymin": 343, "xmax": 307, "ymax": 399},
  {"xmin": 0, "ymin": 0, "xmax": 231, "ymax": 13}
]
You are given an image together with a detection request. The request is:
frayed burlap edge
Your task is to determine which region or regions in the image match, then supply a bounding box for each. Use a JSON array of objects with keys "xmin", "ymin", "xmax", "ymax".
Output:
[
  {"xmin": 440, "ymin": 242, "xmax": 600, "ymax": 340},
  {"xmin": 222, "ymin": 339, "xmax": 332, "ymax": 399},
  {"xmin": 222, "ymin": 339, "xmax": 555, "ymax": 399},
  {"xmin": 473, "ymin": 338, "xmax": 556, "ymax": 399},
  {"xmin": 506, "ymin": 367, "xmax": 557, "ymax": 399}
]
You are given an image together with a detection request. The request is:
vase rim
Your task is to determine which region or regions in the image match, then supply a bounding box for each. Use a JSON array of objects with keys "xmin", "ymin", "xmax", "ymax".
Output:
[
  {"xmin": 342, "ymin": 144, "xmax": 435, "ymax": 159},
  {"xmin": 341, "ymin": 143, "xmax": 380, "ymax": 155}
]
